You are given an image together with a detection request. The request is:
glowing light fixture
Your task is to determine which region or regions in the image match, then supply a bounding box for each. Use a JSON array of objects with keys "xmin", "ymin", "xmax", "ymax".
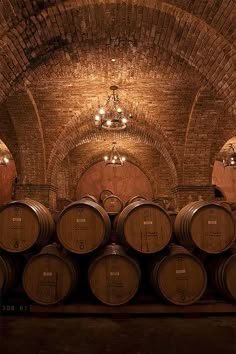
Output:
[
  {"xmin": 103, "ymin": 142, "xmax": 126, "ymax": 167},
  {"xmin": 94, "ymin": 86, "xmax": 132, "ymax": 131},
  {"xmin": 223, "ymin": 143, "xmax": 236, "ymax": 167}
]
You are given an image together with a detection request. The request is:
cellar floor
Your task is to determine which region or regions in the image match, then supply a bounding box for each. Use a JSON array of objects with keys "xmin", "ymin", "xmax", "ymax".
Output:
[{"xmin": 1, "ymin": 315, "xmax": 236, "ymax": 354}]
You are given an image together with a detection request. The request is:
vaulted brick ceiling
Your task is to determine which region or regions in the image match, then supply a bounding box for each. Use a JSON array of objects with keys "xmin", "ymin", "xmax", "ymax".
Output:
[{"xmin": 0, "ymin": 0, "xmax": 235, "ymax": 191}]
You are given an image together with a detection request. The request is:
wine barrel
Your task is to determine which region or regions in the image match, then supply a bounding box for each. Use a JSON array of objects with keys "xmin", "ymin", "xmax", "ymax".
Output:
[
  {"xmin": 116, "ymin": 201, "xmax": 172, "ymax": 254},
  {"xmin": 88, "ymin": 244, "xmax": 141, "ymax": 306},
  {"xmin": 0, "ymin": 253, "xmax": 22, "ymax": 294},
  {"xmin": 174, "ymin": 201, "xmax": 235, "ymax": 254},
  {"xmin": 100, "ymin": 190, "xmax": 113, "ymax": 202},
  {"xmin": 219, "ymin": 201, "xmax": 232, "ymax": 212},
  {"xmin": 125, "ymin": 195, "xmax": 146, "ymax": 206},
  {"xmin": 23, "ymin": 243, "xmax": 79, "ymax": 305},
  {"xmin": 56, "ymin": 199, "xmax": 111, "ymax": 254},
  {"xmin": 0, "ymin": 199, "xmax": 55, "ymax": 253},
  {"xmin": 150, "ymin": 244, "xmax": 207, "ymax": 305},
  {"xmin": 102, "ymin": 194, "xmax": 123, "ymax": 215},
  {"xmin": 81, "ymin": 195, "xmax": 98, "ymax": 203},
  {"xmin": 208, "ymin": 246, "xmax": 236, "ymax": 300}
]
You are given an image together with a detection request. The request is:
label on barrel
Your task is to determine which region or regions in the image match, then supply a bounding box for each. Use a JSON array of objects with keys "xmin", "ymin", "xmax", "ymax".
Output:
[
  {"xmin": 208, "ymin": 220, "xmax": 217, "ymax": 224},
  {"xmin": 110, "ymin": 272, "xmax": 120, "ymax": 276},
  {"xmin": 43, "ymin": 272, "xmax": 53, "ymax": 276},
  {"xmin": 144, "ymin": 221, "xmax": 152, "ymax": 225},
  {"xmin": 76, "ymin": 219, "xmax": 86, "ymax": 222},
  {"xmin": 176, "ymin": 270, "xmax": 186, "ymax": 274},
  {"xmin": 12, "ymin": 218, "xmax": 21, "ymax": 222}
]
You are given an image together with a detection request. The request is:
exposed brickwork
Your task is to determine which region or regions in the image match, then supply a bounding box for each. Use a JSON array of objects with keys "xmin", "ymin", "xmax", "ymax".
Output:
[
  {"xmin": 0, "ymin": 1, "xmax": 235, "ymax": 208},
  {"xmin": 6, "ymin": 90, "xmax": 47, "ymax": 184},
  {"xmin": 0, "ymin": 1, "xmax": 235, "ymax": 109},
  {"xmin": 171, "ymin": 185, "xmax": 216, "ymax": 209},
  {"xmin": 15, "ymin": 184, "xmax": 57, "ymax": 209}
]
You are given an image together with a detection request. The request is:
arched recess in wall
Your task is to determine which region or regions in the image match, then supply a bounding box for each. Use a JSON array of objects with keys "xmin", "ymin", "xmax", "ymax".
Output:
[
  {"xmin": 212, "ymin": 137, "xmax": 236, "ymax": 201},
  {"xmin": 0, "ymin": 139, "xmax": 17, "ymax": 204},
  {"xmin": 76, "ymin": 161, "xmax": 153, "ymax": 204}
]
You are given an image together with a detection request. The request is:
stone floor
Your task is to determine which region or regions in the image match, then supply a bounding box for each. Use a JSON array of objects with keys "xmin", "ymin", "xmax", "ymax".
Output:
[{"xmin": 1, "ymin": 315, "xmax": 236, "ymax": 354}]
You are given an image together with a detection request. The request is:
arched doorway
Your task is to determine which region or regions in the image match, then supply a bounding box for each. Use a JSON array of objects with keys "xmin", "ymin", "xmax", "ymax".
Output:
[
  {"xmin": 76, "ymin": 161, "xmax": 153, "ymax": 203},
  {"xmin": 212, "ymin": 138, "xmax": 236, "ymax": 201},
  {"xmin": 0, "ymin": 140, "xmax": 17, "ymax": 204}
]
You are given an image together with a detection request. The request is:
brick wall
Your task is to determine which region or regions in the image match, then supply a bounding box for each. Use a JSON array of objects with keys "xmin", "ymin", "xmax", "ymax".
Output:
[{"xmin": 0, "ymin": 1, "xmax": 235, "ymax": 210}]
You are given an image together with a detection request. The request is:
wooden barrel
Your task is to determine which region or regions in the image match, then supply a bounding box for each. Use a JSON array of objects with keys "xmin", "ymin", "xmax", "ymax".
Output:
[
  {"xmin": 116, "ymin": 201, "xmax": 172, "ymax": 254},
  {"xmin": 100, "ymin": 190, "xmax": 113, "ymax": 202},
  {"xmin": 208, "ymin": 246, "xmax": 236, "ymax": 300},
  {"xmin": 220, "ymin": 201, "xmax": 236, "ymax": 212},
  {"xmin": 150, "ymin": 244, "xmax": 207, "ymax": 305},
  {"xmin": 81, "ymin": 195, "xmax": 98, "ymax": 203},
  {"xmin": 125, "ymin": 195, "xmax": 146, "ymax": 206},
  {"xmin": 102, "ymin": 194, "xmax": 123, "ymax": 215},
  {"xmin": 56, "ymin": 199, "xmax": 111, "ymax": 254},
  {"xmin": 174, "ymin": 201, "xmax": 236, "ymax": 254},
  {"xmin": 0, "ymin": 199, "xmax": 55, "ymax": 253},
  {"xmin": 152, "ymin": 198, "xmax": 165, "ymax": 209},
  {"xmin": 23, "ymin": 243, "xmax": 79, "ymax": 305},
  {"xmin": 88, "ymin": 244, "xmax": 141, "ymax": 306},
  {"xmin": 0, "ymin": 253, "xmax": 21, "ymax": 294},
  {"xmin": 219, "ymin": 201, "xmax": 232, "ymax": 212}
]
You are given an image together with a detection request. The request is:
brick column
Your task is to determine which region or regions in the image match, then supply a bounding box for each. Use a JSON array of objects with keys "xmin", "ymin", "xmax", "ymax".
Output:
[
  {"xmin": 171, "ymin": 185, "xmax": 216, "ymax": 210},
  {"xmin": 15, "ymin": 184, "xmax": 57, "ymax": 210}
]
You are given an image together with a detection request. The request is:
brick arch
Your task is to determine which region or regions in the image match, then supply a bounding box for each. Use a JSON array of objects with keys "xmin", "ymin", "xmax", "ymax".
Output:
[
  {"xmin": 1, "ymin": 1, "xmax": 235, "ymax": 46},
  {"xmin": 0, "ymin": 1, "xmax": 235, "ymax": 113},
  {"xmin": 72, "ymin": 152, "xmax": 157, "ymax": 200},
  {"xmin": 60, "ymin": 142, "xmax": 174, "ymax": 200},
  {"xmin": 183, "ymin": 87, "xmax": 221, "ymax": 184},
  {"xmin": 5, "ymin": 89, "xmax": 47, "ymax": 184},
  {"xmin": 47, "ymin": 108, "xmax": 179, "ymax": 186},
  {"xmin": 0, "ymin": 104, "xmax": 20, "ymax": 178},
  {"xmin": 18, "ymin": 42, "xmax": 200, "ymax": 88},
  {"xmin": 204, "ymin": 95, "xmax": 236, "ymax": 186}
]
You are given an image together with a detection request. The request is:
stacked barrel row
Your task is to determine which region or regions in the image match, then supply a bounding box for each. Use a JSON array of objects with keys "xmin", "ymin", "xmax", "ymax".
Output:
[{"xmin": 0, "ymin": 195, "xmax": 235, "ymax": 307}]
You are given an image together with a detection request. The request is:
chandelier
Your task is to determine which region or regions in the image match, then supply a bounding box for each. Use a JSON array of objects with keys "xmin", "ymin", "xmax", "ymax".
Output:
[
  {"xmin": 0, "ymin": 154, "xmax": 11, "ymax": 167},
  {"xmin": 94, "ymin": 85, "xmax": 132, "ymax": 130},
  {"xmin": 103, "ymin": 142, "xmax": 126, "ymax": 167},
  {"xmin": 223, "ymin": 143, "xmax": 236, "ymax": 167}
]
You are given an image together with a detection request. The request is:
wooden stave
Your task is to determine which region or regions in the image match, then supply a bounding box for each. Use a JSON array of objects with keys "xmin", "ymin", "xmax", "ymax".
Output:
[
  {"xmin": 88, "ymin": 244, "xmax": 141, "ymax": 306},
  {"xmin": 209, "ymin": 248, "xmax": 236, "ymax": 300},
  {"xmin": 220, "ymin": 201, "xmax": 236, "ymax": 212},
  {"xmin": 174, "ymin": 201, "xmax": 236, "ymax": 254},
  {"xmin": 80, "ymin": 195, "xmax": 98, "ymax": 203},
  {"xmin": 102, "ymin": 194, "xmax": 124, "ymax": 215},
  {"xmin": 56, "ymin": 200, "xmax": 111, "ymax": 254},
  {"xmin": 150, "ymin": 244, "xmax": 207, "ymax": 305},
  {"xmin": 0, "ymin": 253, "xmax": 21, "ymax": 293},
  {"xmin": 0, "ymin": 199, "xmax": 55, "ymax": 253},
  {"xmin": 23, "ymin": 199, "xmax": 55, "ymax": 246},
  {"xmin": 125, "ymin": 195, "xmax": 146, "ymax": 207},
  {"xmin": 219, "ymin": 201, "xmax": 232, "ymax": 212},
  {"xmin": 22, "ymin": 243, "xmax": 79, "ymax": 305},
  {"xmin": 116, "ymin": 200, "xmax": 172, "ymax": 254}
]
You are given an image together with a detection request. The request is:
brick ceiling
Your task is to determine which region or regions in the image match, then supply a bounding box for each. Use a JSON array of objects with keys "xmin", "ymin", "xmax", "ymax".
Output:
[{"xmin": 0, "ymin": 0, "xmax": 235, "ymax": 188}]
